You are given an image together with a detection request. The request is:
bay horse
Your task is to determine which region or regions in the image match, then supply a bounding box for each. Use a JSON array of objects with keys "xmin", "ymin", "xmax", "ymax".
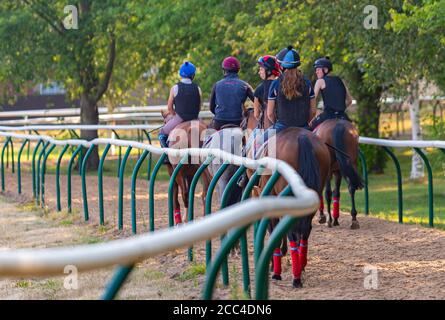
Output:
[
  {"xmin": 257, "ymin": 128, "xmax": 330, "ymax": 288},
  {"xmin": 161, "ymin": 110, "xmax": 210, "ymax": 225},
  {"xmin": 314, "ymin": 119, "xmax": 363, "ymax": 229}
]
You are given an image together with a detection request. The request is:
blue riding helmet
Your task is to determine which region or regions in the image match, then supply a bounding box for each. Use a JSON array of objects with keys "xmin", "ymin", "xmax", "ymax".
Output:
[{"xmin": 179, "ymin": 61, "xmax": 196, "ymax": 79}]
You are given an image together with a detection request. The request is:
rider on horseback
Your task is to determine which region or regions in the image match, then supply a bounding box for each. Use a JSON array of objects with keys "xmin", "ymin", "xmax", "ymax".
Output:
[
  {"xmin": 308, "ymin": 57, "xmax": 353, "ymax": 131},
  {"xmin": 158, "ymin": 61, "xmax": 202, "ymax": 148},
  {"xmin": 208, "ymin": 56, "xmax": 254, "ymax": 130},
  {"xmin": 253, "ymin": 55, "xmax": 281, "ymax": 129},
  {"xmin": 258, "ymin": 46, "xmax": 316, "ymax": 147}
]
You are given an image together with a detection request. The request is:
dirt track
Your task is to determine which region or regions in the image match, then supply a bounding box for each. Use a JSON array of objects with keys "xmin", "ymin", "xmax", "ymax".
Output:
[{"xmin": 0, "ymin": 170, "xmax": 444, "ymax": 300}]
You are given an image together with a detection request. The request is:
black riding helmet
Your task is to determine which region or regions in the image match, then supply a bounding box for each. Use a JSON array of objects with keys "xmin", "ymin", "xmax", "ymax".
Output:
[
  {"xmin": 276, "ymin": 45, "xmax": 301, "ymax": 69},
  {"xmin": 313, "ymin": 56, "xmax": 333, "ymax": 73}
]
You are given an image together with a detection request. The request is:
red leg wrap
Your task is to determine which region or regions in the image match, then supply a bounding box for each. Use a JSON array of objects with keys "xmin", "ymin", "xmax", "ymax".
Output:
[
  {"xmin": 333, "ymin": 197, "xmax": 340, "ymax": 219},
  {"xmin": 273, "ymin": 248, "xmax": 282, "ymax": 276},
  {"xmin": 174, "ymin": 209, "xmax": 182, "ymax": 225},
  {"xmin": 290, "ymin": 241, "xmax": 302, "ymax": 279},
  {"xmin": 319, "ymin": 195, "xmax": 324, "ymax": 212}
]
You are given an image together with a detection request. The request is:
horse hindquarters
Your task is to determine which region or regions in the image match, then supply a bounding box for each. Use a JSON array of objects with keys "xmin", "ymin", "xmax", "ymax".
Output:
[{"xmin": 288, "ymin": 135, "xmax": 321, "ymax": 288}]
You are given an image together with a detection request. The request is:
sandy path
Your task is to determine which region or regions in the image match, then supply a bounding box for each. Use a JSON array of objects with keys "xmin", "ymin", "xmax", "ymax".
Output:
[{"xmin": 0, "ymin": 170, "xmax": 444, "ymax": 300}]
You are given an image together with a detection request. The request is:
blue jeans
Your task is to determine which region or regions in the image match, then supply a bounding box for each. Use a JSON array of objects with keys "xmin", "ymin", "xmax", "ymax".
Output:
[{"xmin": 262, "ymin": 121, "xmax": 289, "ymax": 144}]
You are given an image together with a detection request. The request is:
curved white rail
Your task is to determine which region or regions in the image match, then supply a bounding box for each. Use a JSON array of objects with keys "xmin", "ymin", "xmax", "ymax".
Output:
[{"xmin": 0, "ymin": 197, "xmax": 316, "ymax": 276}]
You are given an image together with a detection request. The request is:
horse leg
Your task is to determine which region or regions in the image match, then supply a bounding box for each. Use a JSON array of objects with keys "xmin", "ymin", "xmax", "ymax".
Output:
[
  {"xmin": 173, "ymin": 179, "xmax": 182, "ymax": 225},
  {"xmin": 332, "ymin": 171, "xmax": 342, "ymax": 226},
  {"xmin": 318, "ymin": 175, "xmax": 330, "ymax": 224},
  {"xmin": 180, "ymin": 174, "xmax": 192, "ymax": 223},
  {"xmin": 349, "ymin": 184, "xmax": 360, "ymax": 229},
  {"xmin": 201, "ymin": 170, "xmax": 211, "ymax": 217},
  {"xmin": 269, "ymin": 219, "xmax": 283, "ymax": 281},
  {"xmin": 325, "ymin": 179, "xmax": 333, "ymax": 227},
  {"xmin": 299, "ymin": 215, "xmax": 313, "ymax": 272},
  {"xmin": 288, "ymin": 223, "xmax": 303, "ymax": 288}
]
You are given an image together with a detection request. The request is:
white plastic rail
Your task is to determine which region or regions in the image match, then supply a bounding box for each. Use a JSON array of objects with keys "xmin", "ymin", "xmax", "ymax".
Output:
[{"xmin": 0, "ymin": 130, "xmax": 319, "ymax": 276}]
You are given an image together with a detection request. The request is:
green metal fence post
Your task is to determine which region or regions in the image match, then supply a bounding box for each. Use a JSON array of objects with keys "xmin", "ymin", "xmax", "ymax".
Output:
[
  {"xmin": 413, "ymin": 147, "xmax": 434, "ymax": 228},
  {"xmin": 41, "ymin": 144, "xmax": 56, "ymax": 207},
  {"xmin": 130, "ymin": 150, "xmax": 149, "ymax": 234},
  {"xmin": 36, "ymin": 141, "xmax": 49, "ymax": 204},
  {"xmin": 56, "ymin": 144, "xmax": 70, "ymax": 212},
  {"xmin": 149, "ymin": 153, "xmax": 167, "ymax": 232},
  {"xmin": 1, "ymin": 137, "xmax": 11, "ymax": 191},
  {"xmin": 31, "ymin": 140, "xmax": 43, "ymax": 199},
  {"xmin": 219, "ymin": 165, "xmax": 247, "ymax": 287},
  {"xmin": 17, "ymin": 139, "xmax": 29, "ymax": 194},
  {"xmin": 81, "ymin": 144, "xmax": 96, "ymax": 222},
  {"xmin": 255, "ymin": 215, "xmax": 296, "ymax": 300},
  {"xmin": 8, "ymin": 138, "xmax": 14, "ymax": 173},
  {"xmin": 26, "ymin": 138, "xmax": 30, "ymax": 161},
  {"xmin": 67, "ymin": 145, "xmax": 83, "ymax": 213},
  {"xmin": 204, "ymin": 166, "xmax": 265, "ymax": 299},
  {"xmin": 253, "ymin": 171, "xmax": 281, "ymax": 264},
  {"xmin": 144, "ymin": 131, "xmax": 153, "ymax": 180},
  {"xmin": 238, "ymin": 166, "xmax": 265, "ymax": 298},
  {"xmin": 187, "ymin": 155, "xmax": 214, "ymax": 261},
  {"xmin": 383, "ymin": 146, "xmax": 403, "ymax": 224},
  {"xmin": 5, "ymin": 137, "xmax": 9, "ymax": 170},
  {"xmin": 101, "ymin": 265, "xmax": 135, "ymax": 300},
  {"xmin": 118, "ymin": 146, "xmax": 133, "ymax": 230},
  {"xmin": 98, "ymin": 144, "xmax": 112, "ymax": 225},
  {"xmin": 168, "ymin": 154, "xmax": 189, "ymax": 227},
  {"xmin": 204, "ymin": 162, "xmax": 229, "ymax": 267},
  {"xmin": 203, "ymin": 226, "xmax": 249, "ymax": 300},
  {"xmin": 112, "ymin": 130, "xmax": 122, "ymax": 177},
  {"xmin": 358, "ymin": 148, "xmax": 369, "ymax": 215}
]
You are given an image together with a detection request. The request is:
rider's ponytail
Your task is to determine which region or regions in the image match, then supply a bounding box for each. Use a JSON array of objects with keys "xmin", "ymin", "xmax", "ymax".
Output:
[{"xmin": 281, "ymin": 68, "xmax": 304, "ymax": 100}]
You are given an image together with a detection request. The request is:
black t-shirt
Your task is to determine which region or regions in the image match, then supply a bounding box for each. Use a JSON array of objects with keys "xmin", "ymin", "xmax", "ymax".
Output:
[{"xmin": 254, "ymin": 80, "xmax": 274, "ymax": 112}]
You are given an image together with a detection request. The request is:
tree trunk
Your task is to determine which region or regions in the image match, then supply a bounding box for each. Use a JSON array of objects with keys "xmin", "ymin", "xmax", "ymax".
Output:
[
  {"xmin": 348, "ymin": 66, "xmax": 386, "ymax": 173},
  {"xmin": 80, "ymin": 92, "xmax": 100, "ymax": 169},
  {"xmin": 408, "ymin": 85, "xmax": 424, "ymax": 179}
]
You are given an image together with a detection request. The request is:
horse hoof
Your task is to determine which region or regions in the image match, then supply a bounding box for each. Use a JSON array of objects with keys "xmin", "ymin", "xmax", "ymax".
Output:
[
  {"xmin": 292, "ymin": 278, "xmax": 303, "ymax": 288},
  {"xmin": 333, "ymin": 219, "xmax": 339, "ymax": 226},
  {"xmin": 272, "ymin": 274, "xmax": 282, "ymax": 281},
  {"xmin": 351, "ymin": 221, "xmax": 360, "ymax": 230},
  {"xmin": 327, "ymin": 221, "xmax": 332, "ymax": 228},
  {"xmin": 318, "ymin": 215, "xmax": 327, "ymax": 224}
]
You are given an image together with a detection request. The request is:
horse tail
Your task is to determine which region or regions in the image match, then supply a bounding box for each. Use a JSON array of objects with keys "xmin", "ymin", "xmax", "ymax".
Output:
[
  {"xmin": 297, "ymin": 135, "xmax": 321, "ymax": 193},
  {"xmin": 332, "ymin": 123, "xmax": 364, "ymax": 190}
]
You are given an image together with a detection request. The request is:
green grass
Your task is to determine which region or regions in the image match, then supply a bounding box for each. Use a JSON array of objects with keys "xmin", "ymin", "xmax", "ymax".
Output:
[
  {"xmin": 177, "ymin": 263, "xmax": 206, "ymax": 283},
  {"xmin": 339, "ymin": 148, "xmax": 445, "ymax": 230}
]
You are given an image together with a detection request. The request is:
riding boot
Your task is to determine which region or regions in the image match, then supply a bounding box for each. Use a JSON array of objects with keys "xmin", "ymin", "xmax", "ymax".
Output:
[
  {"xmin": 158, "ymin": 134, "xmax": 169, "ymax": 148},
  {"xmin": 158, "ymin": 134, "xmax": 170, "ymax": 164}
]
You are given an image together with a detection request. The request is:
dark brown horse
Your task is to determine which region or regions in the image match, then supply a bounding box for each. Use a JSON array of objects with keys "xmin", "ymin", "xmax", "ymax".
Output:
[
  {"xmin": 258, "ymin": 128, "xmax": 330, "ymax": 288},
  {"xmin": 314, "ymin": 119, "xmax": 363, "ymax": 229},
  {"xmin": 162, "ymin": 113, "xmax": 210, "ymax": 225}
]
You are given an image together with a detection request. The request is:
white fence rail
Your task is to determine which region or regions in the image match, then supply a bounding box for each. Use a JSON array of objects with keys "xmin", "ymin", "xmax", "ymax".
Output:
[{"xmin": 0, "ymin": 130, "xmax": 319, "ymax": 277}]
